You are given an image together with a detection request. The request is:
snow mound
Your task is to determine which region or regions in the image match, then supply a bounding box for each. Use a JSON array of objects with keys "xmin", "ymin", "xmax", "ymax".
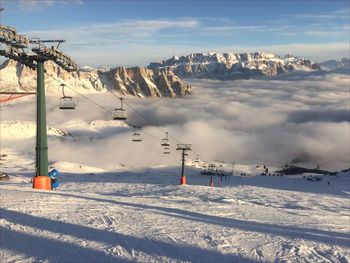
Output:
[
  {"xmin": 51, "ymin": 161, "xmax": 107, "ymax": 173},
  {"xmin": 0, "ymin": 120, "xmax": 93, "ymax": 142},
  {"xmin": 0, "ymin": 121, "xmax": 70, "ymax": 140}
]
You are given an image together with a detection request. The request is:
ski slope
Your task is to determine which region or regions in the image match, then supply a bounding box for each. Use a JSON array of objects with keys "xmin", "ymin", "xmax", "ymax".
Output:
[{"xmin": 1, "ymin": 148, "xmax": 349, "ymax": 263}]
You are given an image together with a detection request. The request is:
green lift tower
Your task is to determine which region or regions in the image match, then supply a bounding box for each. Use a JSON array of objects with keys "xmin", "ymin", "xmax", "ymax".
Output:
[{"xmin": 0, "ymin": 20, "xmax": 77, "ymax": 190}]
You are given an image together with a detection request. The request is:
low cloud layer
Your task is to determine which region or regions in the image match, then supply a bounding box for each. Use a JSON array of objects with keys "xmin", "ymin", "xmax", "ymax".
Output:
[
  {"xmin": 1, "ymin": 73, "xmax": 349, "ymax": 171},
  {"xmin": 288, "ymin": 109, "xmax": 349, "ymax": 123}
]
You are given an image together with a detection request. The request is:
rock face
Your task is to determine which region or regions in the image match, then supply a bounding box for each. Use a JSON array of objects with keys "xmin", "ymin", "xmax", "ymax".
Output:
[
  {"xmin": 0, "ymin": 60, "xmax": 190, "ymax": 97},
  {"xmin": 103, "ymin": 66, "xmax": 189, "ymax": 97},
  {"xmin": 148, "ymin": 52, "xmax": 322, "ymax": 79}
]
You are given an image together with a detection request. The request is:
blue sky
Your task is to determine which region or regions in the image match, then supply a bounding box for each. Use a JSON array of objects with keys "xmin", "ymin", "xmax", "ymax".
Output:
[{"xmin": 1, "ymin": 0, "xmax": 349, "ymax": 67}]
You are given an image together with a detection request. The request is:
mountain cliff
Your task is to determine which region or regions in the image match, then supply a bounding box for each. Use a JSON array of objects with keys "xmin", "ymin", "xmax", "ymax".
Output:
[
  {"xmin": 0, "ymin": 60, "xmax": 190, "ymax": 97},
  {"xmin": 148, "ymin": 52, "xmax": 321, "ymax": 79}
]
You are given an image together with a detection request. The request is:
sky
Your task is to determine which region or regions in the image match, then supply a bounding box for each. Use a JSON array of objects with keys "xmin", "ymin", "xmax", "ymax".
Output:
[{"xmin": 0, "ymin": 0, "xmax": 349, "ymax": 67}]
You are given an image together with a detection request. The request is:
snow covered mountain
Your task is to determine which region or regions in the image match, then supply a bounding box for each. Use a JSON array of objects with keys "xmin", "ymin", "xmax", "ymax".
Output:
[
  {"xmin": 319, "ymin": 57, "xmax": 350, "ymax": 70},
  {"xmin": 0, "ymin": 60, "xmax": 190, "ymax": 97},
  {"xmin": 148, "ymin": 52, "xmax": 321, "ymax": 79}
]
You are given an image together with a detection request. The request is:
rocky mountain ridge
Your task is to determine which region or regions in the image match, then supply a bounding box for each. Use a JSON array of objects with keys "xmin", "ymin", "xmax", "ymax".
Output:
[
  {"xmin": 1, "ymin": 53, "xmax": 347, "ymax": 97},
  {"xmin": 148, "ymin": 52, "xmax": 322, "ymax": 79},
  {"xmin": 0, "ymin": 59, "xmax": 190, "ymax": 97},
  {"xmin": 319, "ymin": 57, "xmax": 350, "ymax": 70}
]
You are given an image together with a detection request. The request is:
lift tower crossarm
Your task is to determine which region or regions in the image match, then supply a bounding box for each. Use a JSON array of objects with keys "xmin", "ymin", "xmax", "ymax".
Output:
[
  {"xmin": 30, "ymin": 39, "xmax": 66, "ymax": 49},
  {"xmin": 0, "ymin": 25, "xmax": 29, "ymax": 48}
]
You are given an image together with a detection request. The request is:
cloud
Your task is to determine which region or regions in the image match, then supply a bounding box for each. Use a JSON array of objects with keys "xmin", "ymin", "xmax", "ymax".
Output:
[
  {"xmin": 15, "ymin": 0, "xmax": 83, "ymax": 10},
  {"xmin": 2, "ymin": 73, "xmax": 349, "ymax": 171},
  {"xmin": 288, "ymin": 109, "xmax": 350, "ymax": 123},
  {"xmin": 25, "ymin": 19, "xmax": 199, "ymax": 40},
  {"xmin": 291, "ymin": 8, "xmax": 350, "ymax": 20},
  {"xmin": 124, "ymin": 75, "xmax": 349, "ymax": 170}
]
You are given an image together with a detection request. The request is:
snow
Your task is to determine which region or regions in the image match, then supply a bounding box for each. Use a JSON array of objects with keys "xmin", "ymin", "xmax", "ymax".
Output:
[
  {"xmin": 1, "ymin": 77, "xmax": 350, "ymax": 262},
  {"xmin": 0, "ymin": 120, "xmax": 79, "ymax": 141},
  {"xmin": 1, "ymin": 153, "xmax": 349, "ymax": 262}
]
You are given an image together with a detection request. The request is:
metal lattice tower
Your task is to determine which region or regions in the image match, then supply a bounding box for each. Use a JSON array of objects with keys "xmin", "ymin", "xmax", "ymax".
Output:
[{"xmin": 176, "ymin": 144, "xmax": 191, "ymax": 185}]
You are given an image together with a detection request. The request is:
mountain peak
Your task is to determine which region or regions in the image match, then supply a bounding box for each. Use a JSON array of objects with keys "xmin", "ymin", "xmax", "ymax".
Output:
[{"xmin": 148, "ymin": 51, "xmax": 321, "ymax": 79}]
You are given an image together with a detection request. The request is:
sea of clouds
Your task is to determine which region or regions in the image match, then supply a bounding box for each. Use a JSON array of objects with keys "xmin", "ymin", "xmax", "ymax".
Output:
[{"xmin": 1, "ymin": 72, "xmax": 349, "ymax": 171}]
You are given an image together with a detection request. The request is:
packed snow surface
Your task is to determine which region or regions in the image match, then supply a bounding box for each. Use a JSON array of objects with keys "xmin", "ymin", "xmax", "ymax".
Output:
[{"xmin": 1, "ymin": 153, "xmax": 349, "ymax": 262}]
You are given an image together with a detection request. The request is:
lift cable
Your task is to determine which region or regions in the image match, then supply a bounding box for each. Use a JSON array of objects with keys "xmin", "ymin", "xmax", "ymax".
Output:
[
  {"xmin": 48, "ymin": 75, "xmax": 114, "ymax": 114},
  {"xmin": 106, "ymin": 89, "xmax": 206, "ymax": 160},
  {"xmin": 45, "ymin": 72, "xmax": 163, "ymax": 144},
  {"xmin": 86, "ymin": 76, "xmax": 205, "ymax": 163},
  {"xmin": 46, "ymin": 72, "xmax": 206, "ymax": 165},
  {"xmin": 84, "ymin": 72, "xmax": 186, "ymax": 147},
  {"xmin": 104, "ymin": 88, "xmax": 182, "ymax": 144}
]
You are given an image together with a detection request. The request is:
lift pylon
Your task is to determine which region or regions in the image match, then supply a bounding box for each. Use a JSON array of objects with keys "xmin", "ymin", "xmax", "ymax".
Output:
[
  {"xmin": 0, "ymin": 20, "xmax": 78, "ymax": 190},
  {"xmin": 176, "ymin": 144, "xmax": 191, "ymax": 185}
]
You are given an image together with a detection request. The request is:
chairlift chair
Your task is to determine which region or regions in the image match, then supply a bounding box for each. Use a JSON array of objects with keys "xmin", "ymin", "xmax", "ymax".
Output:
[
  {"xmin": 161, "ymin": 132, "xmax": 170, "ymax": 154},
  {"xmin": 112, "ymin": 108, "xmax": 127, "ymax": 120},
  {"xmin": 194, "ymin": 154, "xmax": 200, "ymax": 163},
  {"xmin": 59, "ymin": 83, "xmax": 77, "ymax": 110},
  {"xmin": 112, "ymin": 98, "xmax": 127, "ymax": 121},
  {"xmin": 59, "ymin": 96, "xmax": 77, "ymax": 110},
  {"xmin": 132, "ymin": 133, "xmax": 142, "ymax": 142},
  {"xmin": 132, "ymin": 127, "xmax": 142, "ymax": 142},
  {"xmin": 161, "ymin": 132, "xmax": 170, "ymax": 147},
  {"xmin": 163, "ymin": 146, "xmax": 170, "ymax": 154}
]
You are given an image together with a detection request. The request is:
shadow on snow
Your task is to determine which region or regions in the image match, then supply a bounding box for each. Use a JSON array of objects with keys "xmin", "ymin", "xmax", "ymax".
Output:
[{"xmin": 0, "ymin": 208, "xmax": 257, "ymax": 263}]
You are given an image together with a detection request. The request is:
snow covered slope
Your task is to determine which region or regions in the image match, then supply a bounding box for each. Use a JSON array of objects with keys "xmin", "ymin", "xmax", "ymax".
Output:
[{"xmin": 1, "ymin": 152, "xmax": 349, "ymax": 263}]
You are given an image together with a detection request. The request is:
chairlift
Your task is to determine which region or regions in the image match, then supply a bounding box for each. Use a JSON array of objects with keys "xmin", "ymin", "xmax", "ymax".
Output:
[
  {"xmin": 161, "ymin": 132, "xmax": 170, "ymax": 147},
  {"xmin": 59, "ymin": 84, "xmax": 76, "ymax": 110},
  {"xmin": 112, "ymin": 98, "xmax": 127, "ymax": 120},
  {"xmin": 132, "ymin": 127, "xmax": 142, "ymax": 142},
  {"xmin": 161, "ymin": 132, "xmax": 171, "ymax": 154},
  {"xmin": 194, "ymin": 154, "xmax": 200, "ymax": 163},
  {"xmin": 163, "ymin": 146, "xmax": 170, "ymax": 155}
]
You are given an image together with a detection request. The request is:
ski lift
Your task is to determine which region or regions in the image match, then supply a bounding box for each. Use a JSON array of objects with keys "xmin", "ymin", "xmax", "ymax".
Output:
[
  {"xmin": 194, "ymin": 154, "xmax": 200, "ymax": 163},
  {"xmin": 161, "ymin": 132, "xmax": 171, "ymax": 154},
  {"xmin": 59, "ymin": 84, "xmax": 76, "ymax": 110},
  {"xmin": 132, "ymin": 126, "xmax": 142, "ymax": 142},
  {"xmin": 112, "ymin": 98, "xmax": 127, "ymax": 120},
  {"xmin": 161, "ymin": 132, "xmax": 170, "ymax": 147},
  {"xmin": 163, "ymin": 146, "xmax": 170, "ymax": 155}
]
